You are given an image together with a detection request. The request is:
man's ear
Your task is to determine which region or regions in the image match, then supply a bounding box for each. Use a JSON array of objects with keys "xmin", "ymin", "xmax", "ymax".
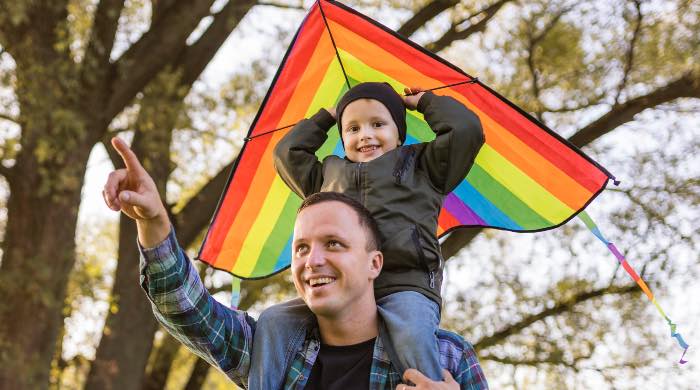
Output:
[{"xmin": 368, "ymin": 250, "xmax": 383, "ymax": 280}]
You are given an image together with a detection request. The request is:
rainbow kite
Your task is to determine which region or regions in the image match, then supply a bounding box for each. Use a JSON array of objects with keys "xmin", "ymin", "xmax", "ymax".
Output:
[{"xmin": 197, "ymin": 0, "xmax": 687, "ymax": 361}]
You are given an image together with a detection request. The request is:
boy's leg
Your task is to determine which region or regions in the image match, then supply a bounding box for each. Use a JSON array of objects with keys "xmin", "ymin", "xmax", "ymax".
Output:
[
  {"xmin": 377, "ymin": 291, "xmax": 442, "ymax": 381},
  {"xmin": 249, "ymin": 298, "xmax": 313, "ymax": 389}
]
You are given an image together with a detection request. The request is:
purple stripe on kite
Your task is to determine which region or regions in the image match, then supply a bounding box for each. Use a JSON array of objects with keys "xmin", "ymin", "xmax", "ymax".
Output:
[
  {"xmin": 606, "ymin": 243, "xmax": 625, "ymax": 262},
  {"xmin": 444, "ymin": 193, "xmax": 486, "ymax": 226}
]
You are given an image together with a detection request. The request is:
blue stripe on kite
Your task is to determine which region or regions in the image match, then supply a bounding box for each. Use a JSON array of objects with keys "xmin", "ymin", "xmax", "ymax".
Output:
[
  {"xmin": 332, "ymin": 140, "xmax": 345, "ymax": 157},
  {"xmin": 274, "ymin": 235, "xmax": 293, "ymax": 272},
  {"xmin": 452, "ymin": 179, "xmax": 522, "ymax": 230}
]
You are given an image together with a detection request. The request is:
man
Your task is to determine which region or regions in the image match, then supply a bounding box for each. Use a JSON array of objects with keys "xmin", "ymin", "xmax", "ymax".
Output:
[{"xmin": 103, "ymin": 137, "xmax": 488, "ymax": 389}]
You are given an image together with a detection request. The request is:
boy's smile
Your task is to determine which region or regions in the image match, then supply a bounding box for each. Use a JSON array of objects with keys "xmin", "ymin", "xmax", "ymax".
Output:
[{"xmin": 340, "ymin": 98, "xmax": 401, "ymax": 163}]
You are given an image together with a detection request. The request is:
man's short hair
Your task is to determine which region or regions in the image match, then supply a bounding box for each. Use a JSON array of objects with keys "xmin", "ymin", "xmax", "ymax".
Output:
[{"xmin": 298, "ymin": 192, "xmax": 381, "ymax": 252}]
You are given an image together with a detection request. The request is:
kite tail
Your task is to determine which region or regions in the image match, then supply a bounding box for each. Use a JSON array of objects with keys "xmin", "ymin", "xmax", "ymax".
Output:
[
  {"xmin": 231, "ymin": 276, "xmax": 242, "ymax": 310},
  {"xmin": 578, "ymin": 211, "xmax": 689, "ymax": 364}
]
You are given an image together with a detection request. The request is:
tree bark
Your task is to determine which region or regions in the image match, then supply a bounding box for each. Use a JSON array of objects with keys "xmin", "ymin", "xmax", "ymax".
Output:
[
  {"xmin": 0, "ymin": 4, "xmax": 99, "ymax": 386},
  {"xmin": 85, "ymin": 74, "xmax": 180, "ymax": 389},
  {"xmin": 183, "ymin": 358, "xmax": 211, "ymax": 390}
]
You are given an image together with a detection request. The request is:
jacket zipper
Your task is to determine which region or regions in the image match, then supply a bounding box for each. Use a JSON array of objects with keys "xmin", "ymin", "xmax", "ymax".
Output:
[
  {"xmin": 410, "ymin": 225, "xmax": 435, "ymax": 289},
  {"xmin": 392, "ymin": 147, "xmax": 415, "ymax": 185},
  {"xmin": 356, "ymin": 162, "xmax": 364, "ymax": 205}
]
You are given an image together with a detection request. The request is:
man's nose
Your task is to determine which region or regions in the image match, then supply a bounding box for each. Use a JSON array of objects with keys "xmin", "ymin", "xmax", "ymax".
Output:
[{"xmin": 305, "ymin": 244, "xmax": 326, "ymax": 269}]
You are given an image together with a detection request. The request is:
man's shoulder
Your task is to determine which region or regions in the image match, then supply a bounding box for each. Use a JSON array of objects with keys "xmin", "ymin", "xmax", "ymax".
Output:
[
  {"xmin": 436, "ymin": 328, "xmax": 480, "ymax": 365},
  {"xmin": 436, "ymin": 329, "xmax": 475, "ymax": 353},
  {"xmin": 436, "ymin": 329, "xmax": 488, "ymax": 387}
]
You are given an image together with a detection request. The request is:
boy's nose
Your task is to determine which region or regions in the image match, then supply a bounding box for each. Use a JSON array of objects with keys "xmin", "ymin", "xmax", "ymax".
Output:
[{"xmin": 359, "ymin": 127, "xmax": 373, "ymax": 140}]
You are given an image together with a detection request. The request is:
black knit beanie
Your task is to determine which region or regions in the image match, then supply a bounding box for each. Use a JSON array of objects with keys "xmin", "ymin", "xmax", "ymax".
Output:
[{"xmin": 336, "ymin": 82, "xmax": 407, "ymax": 144}]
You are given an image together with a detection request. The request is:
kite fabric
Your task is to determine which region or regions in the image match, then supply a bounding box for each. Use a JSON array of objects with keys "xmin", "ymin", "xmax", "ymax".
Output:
[{"xmin": 197, "ymin": 0, "xmax": 687, "ymax": 361}]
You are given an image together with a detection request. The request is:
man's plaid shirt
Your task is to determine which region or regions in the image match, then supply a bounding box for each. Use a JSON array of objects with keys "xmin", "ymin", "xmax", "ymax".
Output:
[{"xmin": 139, "ymin": 229, "xmax": 488, "ymax": 389}]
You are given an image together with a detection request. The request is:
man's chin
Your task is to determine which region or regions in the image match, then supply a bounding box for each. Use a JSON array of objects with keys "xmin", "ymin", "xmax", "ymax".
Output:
[{"xmin": 304, "ymin": 299, "xmax": 339, "ymax": 318}]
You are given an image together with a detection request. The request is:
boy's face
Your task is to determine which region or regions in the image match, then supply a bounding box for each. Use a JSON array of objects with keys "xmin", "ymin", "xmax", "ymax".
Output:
[{"xmin": 340, "ymin": 98, "xmax": 401, "ymax": 163}]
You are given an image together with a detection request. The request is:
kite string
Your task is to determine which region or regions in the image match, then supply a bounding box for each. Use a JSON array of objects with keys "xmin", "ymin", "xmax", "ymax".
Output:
[
  {"xmin": 317, "ymin": 0, "xmax": 351, "ymax": 90},
  {"xmin": 578, "ymin": 211, "xmax": 689, "ymax": 364},
  {"xmin": 244, "ymin": 79, "xmax": 479, "ymax": 141}
]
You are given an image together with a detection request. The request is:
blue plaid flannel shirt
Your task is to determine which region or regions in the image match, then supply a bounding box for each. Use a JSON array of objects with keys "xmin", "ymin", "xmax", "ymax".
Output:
[{"xmin": 139, "ymin": 229, "xmax": 488, "ymax": 389}]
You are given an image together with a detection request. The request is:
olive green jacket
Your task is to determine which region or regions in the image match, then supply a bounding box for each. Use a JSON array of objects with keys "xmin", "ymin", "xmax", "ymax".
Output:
[{"xmin": 273, "ymin": 92, "xmax": 484, "ymax": 305}]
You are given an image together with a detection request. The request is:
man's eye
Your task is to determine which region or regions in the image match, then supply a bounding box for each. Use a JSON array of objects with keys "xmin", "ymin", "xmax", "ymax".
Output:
[
  {"xmin": 327, "ymin": 240, "xmax": 342, "ymax": 248},
  {"xmin": 295, "ymin": 245, "xmax": 309, "ymax": 255}
]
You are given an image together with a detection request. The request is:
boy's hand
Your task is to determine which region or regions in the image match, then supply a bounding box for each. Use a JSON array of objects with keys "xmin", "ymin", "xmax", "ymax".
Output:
[
  {"xmin": 403, "ymin": 86, "xmax": 426, "ymax": 110},
  {"xmin": 103, "ymin": 137, "xmax": 170, "ymax": 246},
  {"xmin": 396, "ymin": 369, "xmax": 459, "ymax": 390},
  {"xmin": 326, "ymin": 107, "xmax": 337, "ymax": 119}
]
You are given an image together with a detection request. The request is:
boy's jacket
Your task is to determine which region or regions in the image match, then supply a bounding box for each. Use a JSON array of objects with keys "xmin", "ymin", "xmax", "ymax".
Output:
[{"xmin": 273, "ymin": 92, "xmax": 484, "ymax": 305}]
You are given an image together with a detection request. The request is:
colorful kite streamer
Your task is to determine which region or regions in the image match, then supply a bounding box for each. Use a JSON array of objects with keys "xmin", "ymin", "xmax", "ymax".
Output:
[
  {"xmin": 578, "ymin": 211, "xmax": 689, "ymax": 364},
  {"xmin": 197, "ymin": 0, "xmax": 687, "ymax": 362}
]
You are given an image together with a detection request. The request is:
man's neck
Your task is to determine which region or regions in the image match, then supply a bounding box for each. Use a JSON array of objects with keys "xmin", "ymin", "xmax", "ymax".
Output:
[{"xmin": 316, "ymin": 300, "xmax": 379, "ymax": 346}]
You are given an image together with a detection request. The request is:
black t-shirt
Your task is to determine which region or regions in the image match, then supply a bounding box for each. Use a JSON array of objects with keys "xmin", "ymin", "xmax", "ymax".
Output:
[{"xmin": 304, "ymin": 337, "xmax": 376, "ymax": 390}]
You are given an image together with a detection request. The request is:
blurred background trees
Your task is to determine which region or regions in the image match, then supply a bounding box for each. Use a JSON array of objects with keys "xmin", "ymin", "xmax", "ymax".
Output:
[{"xmin": 0, "ymin": 0, "xmax": 697, "ymax": 388}]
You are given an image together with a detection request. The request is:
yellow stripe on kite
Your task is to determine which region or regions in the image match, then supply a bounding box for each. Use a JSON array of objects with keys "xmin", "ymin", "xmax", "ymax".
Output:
[
  {"xmin": 234, "ymin": 177, "xmax": 293, "ymax": 275},
  {"xmin": 475, "ymin": 144, "xmax": 574, "ymax": 224}
]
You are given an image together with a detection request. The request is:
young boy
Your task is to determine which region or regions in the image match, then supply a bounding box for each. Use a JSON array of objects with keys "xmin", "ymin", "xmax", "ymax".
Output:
[{"xmin": 255, "ymin": 82, "xmax": 484, "ymax": 387}]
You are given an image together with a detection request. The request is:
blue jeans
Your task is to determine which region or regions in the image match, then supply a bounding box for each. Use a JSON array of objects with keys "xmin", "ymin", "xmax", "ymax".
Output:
[{"xmin": 249, "ymin": 291, "xmax": 442, "ymax": 388}]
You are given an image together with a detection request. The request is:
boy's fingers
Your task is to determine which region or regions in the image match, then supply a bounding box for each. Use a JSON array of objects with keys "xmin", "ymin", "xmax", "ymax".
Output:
[{"xmin": 111, "ymin": 137, "xmax": 143, "ymax": 174}]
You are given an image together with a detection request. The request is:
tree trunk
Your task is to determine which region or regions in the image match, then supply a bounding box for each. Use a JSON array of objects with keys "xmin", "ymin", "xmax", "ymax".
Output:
[
  {"xmin": 83, "ymin": 215, "xmax": 160, "ymax": 390},
  {"xmin": 0, "ymin": 139, "xmax": 91, "ymax": 388},
  {"xmin": 183, "ymin": 358, "xmax": 211, "ymax": 390},
  {"xmin": 85, "ymin": 102, "xmax": 176, "ymax": 389},
  {"xmin": 142, "ymin": 334, "xmax": 182, "ymax": 390}
]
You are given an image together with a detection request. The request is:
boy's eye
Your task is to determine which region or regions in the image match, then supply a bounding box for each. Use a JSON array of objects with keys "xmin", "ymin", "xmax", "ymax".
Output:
[
  {"xmin": 373, "ymin": 121, "xmax": 384, "ymax": 128},
  {"xmin": 346, "ymin": 126, "xmax": 359, "ymax": 133}
]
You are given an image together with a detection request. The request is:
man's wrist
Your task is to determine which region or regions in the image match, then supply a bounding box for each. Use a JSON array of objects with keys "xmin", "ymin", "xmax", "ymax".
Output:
[{"xmin": 137, "ymin": 212, "xmax": 171, "ymax": 248}]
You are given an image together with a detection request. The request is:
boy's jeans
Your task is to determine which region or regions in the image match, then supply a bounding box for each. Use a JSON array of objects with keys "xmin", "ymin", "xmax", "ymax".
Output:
[{"xmin": 249, "ymin": 291, "xmax": 442, "ymax": 389}]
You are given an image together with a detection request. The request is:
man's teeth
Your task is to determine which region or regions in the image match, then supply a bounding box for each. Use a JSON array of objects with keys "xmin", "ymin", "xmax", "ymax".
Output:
[{"xmin": 309, "ymin": 277, "xmax": 335, "ymax": 286}]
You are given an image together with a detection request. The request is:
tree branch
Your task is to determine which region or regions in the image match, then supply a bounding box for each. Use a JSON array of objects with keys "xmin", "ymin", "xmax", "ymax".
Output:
[
  {"xmin": 426, "ymin": 0, "xmax": 512, "ymax": 53},
  {"xmin": 0, "ymin": 112, "xmax": 19, "ymax": 125},
  {"xmin": 397, "ymin": 0, "xmax": 458, "ymax": 38},
  {"xmin": 613, "ymin": 0, "xmax": 643, "ymax": 105},
  {"xmin": 106, "ymin": 0, "xmax": 216, "ymax": 120},
  {"xmin": 473, "ymin": 285, "xmax": 639, "ymax": 350},
  {"xmin": 256, "ymin": 1, "xmax": 306, "ymax": 10},
  {"xmin": 172, "ymin": 160, "xmax": 235, "ymax": 248},
  {"xmin": 0, "ymin": 163, "xmax": 11, "ymax": 178},
  {"xmin": 525, "ymin": 7, "xmax": 573, "ymax": 121},
  {"xmin": 151, "ymin": 0, "xmax": 179, "ymax": 25},
  {"xmin": 80, "ymin": 0, "xmax": 125, "ymax": 124},
  {"xmin": 176, "ymin": 0, "xmax": 258, "ymax": 87},
  {"xmin": 569, "ymin": 71, "xmax": 700, "ymax": 148}
]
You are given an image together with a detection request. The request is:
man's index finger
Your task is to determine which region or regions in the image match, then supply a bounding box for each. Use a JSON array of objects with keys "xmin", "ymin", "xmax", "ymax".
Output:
[{"xmin": 111, "ymin": 137, "xmax": 143, "ymax": 172}]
